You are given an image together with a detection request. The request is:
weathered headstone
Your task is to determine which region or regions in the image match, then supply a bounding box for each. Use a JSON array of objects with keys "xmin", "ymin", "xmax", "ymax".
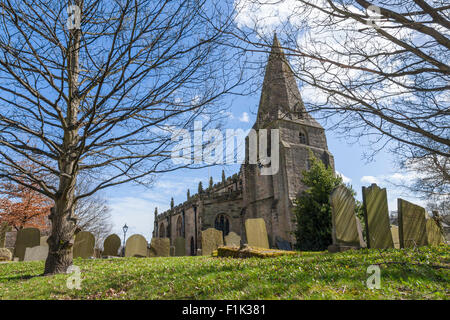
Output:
[
  {"xmin": 5, "ymin": 231, "xmax": 17, "ymax": 248},
  {"xmin": 355, "ymin": 217, "xmax": 367, "ymax": 248},
  {"xmin": 0, "ymin": 222, "xmax": 8, "ymax": 248},
  {"xmin": 174, "ymin": 237, "xmax": 186, "ymax": 256},
  {"xmin": 40, "ymin": 236, "xmax": 48, "ymax": 247},
  {"xmin": 391, "ymin": 225, "xmax": 400, "ymax": 249},
  {"xmin": 0, "ymin": 248, "xmax": 12, "ymax": 261},
  {"xmin": 201, "ymin": 228, "xmax": 223, "ymax": 256},
  {"xmin": 244, "ymin": 218, "xmax": 269, "ymax": 249},
  {"xmin": 398, "ymin": 199, "xmax": 428, "ymax": 248},
  {"xmin": 170, "ymin": 246, "xmax": 175, "ymax": 256},
  {"xmin": 329, "ymin": 185, "xmax": 360, "ymax": 252},
  {"xmin": 73, "ymin": 231, "xmax": 95, "ymax": 259},
  {"xmin": 149, "ymin": 238, "xmax": 170, "ymax": 257},
  {"xmin": 426, "ymin": 218, "xmax": 444, "ymax": 246},
  {"xmin": 275, "ymin": 236, "xmax": 292, "ymax": 251},
  {"xmin": 24, "ymin": 245, "xmax": 49, "ymax": 261},
  {"xmin": 225, "ymin": 232, "xmax": 241, "ymax": 247},
  {"xmin": 103, "ymin": 234, "xmax": 121, "ymax": 256},
  {"xmin": 362, "ymin": 184, "xmax": 394, "ymax": 249},
  {"xmin": 125, "ymin": 234, "xmax": 147, "ymax": 257},
  {"xmin": 14, "ymin": 228, "xmax": 40, "ymax": 261}
]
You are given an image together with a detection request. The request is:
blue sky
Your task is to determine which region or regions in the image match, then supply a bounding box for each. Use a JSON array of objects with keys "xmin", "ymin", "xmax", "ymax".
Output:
[{"xmin": 106, "ymin": 88, "xmax": 426, "ymax": 242}]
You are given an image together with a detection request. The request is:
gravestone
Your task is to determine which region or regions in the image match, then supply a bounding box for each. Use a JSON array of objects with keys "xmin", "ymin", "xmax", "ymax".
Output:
[
  {"xmin": 24, "ymin": 245, "xmax": 49, "ymax": 261},
  {"xmin": 362, "ymin": 184, "xmax": 394, "ymax": 249},
  {"xmin": 103, "ymin": 234, "xmax": 121, "ymax": 256},
  {"xmin": 0, "ymin": 222, "xmax": 8, "ymax": 248},
  {"xmin": 275, "ymin": 236, "xmax": 292, "ymax": 251},
  {"xmin": 170, "ymin": 246, "xmax": 175, "ymax": 256},
  {"xmin": 175, "ymin": 237, "xmax": 186, "ymax": 256},
  {"xmin": 355, "ymin": 217, "xmax": 367, "ymax": 248},
  {"xmin": 73, "ymin": 231, "xmax": 95, "ymax": 259},
  {"xmin": 329, "ymin": 185, "xmax": 360, "ymax": 252},
  {"xmin": 398, "ymin": 199, "xmax": 428, "ymax": 248},
  {"xmin": 391, "ymin": 225, "xmax": 400, "ymax": 249},
  {"xmin": 14, "ymin": 228, "xmax": 40, "ymax": 261},
  {"xmin": 40, "ymin": 236, "xmax": 48, "ymax": 247},
  {"xmin": 224, "ymin": 232, "xmax": 241, "ymax": 247},
  {"xmin": 201, "ymin": 228, "xmax": 223, "ymax": 256},
  {"xmin": 125, "ymin": 234, "xmax": 147, "ymax": 257},
  {"xmin": 0, "ymin": 248, "xmax": 12, "ymax": 261},
  {"xmin": 245, "ymin": 218, "xmax": 269, "ymax": 249},
  {"xmin": 5, "ymin": 231, "xmax": 17, "ymax": 248},
  {"xmin": 426, "ymin": 218, "xmax": 444, "ymax": 246},
  {"xmin": 149, "ymin": 238, "xmax": 170, "ymax": 257}
]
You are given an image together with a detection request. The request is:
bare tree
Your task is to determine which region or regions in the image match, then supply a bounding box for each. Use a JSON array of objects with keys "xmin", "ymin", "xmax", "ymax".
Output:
[
  {"xmin": 74, "ymin": 179, "xmax": 112, "ymax": 249},
  {"xmin": 231, "ymin": 0, "xmax": 449, "ymax": 195},
  {"xmin": 0, "ymin": 0, "xmax": 244, "ymax": 274}
]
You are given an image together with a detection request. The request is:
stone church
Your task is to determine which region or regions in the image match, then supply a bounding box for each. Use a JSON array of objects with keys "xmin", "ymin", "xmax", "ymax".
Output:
[{"xmin": 152, "ymin": 35, "xmax": 335, "ymax": 255}]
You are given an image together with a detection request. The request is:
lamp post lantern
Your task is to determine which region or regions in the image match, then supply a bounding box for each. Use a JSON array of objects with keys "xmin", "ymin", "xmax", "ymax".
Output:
[{"xmin": 122, "ymin": 223, "xmax": 128, "ymax": 256}]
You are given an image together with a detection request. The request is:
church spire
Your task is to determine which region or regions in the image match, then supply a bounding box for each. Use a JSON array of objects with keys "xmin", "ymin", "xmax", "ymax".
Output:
[{"xmin": 256, "ymin": 34, "xmax": 321, "ymax": 129}]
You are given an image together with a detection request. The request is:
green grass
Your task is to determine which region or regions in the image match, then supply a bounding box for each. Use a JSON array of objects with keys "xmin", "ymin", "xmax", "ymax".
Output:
[{"xmin": 0, "ymin": 246, "xmax": 448, "ymax": 300}]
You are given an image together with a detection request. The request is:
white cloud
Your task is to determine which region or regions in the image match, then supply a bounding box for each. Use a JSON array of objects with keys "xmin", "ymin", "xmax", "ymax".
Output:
[
  {"xmin": 239, "ymin": 112, "xmax": 250, "ymax": 123},
  {"xmin": 336, "ymin": 171, "xmax": 351, "ymax": 184},
  {"xmin": 361, "ymin": 175, "xmax": 379, "ymax": 184}
]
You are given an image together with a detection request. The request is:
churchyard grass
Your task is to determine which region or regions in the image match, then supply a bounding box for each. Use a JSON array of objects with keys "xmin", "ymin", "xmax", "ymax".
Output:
[{"xmin": 0, "ymin": 246, "xmax": 448, "ymax": 300}]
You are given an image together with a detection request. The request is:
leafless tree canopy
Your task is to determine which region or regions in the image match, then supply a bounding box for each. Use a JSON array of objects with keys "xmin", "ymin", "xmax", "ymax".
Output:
[
  {"xmin": 0, "ymin": 0, "xmax": 244, "ymax": 273},
  {"xmin": 231, "ymin": 0, "xmax": 449, "ymax": 197}
]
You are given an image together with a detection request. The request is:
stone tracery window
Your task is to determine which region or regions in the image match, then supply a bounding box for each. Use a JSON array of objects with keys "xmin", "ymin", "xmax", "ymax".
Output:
[
  {"xmin": 214, "ymin": 214, "xmax": 230, "ymax": 237},
  {"xmin": 299, "ymin": 131, "xmax": 308, "ymax": 145},
  {"xmin": 176, "ymin": 216, "xmax": 183, "ymax": 237},
  {"xmin": 159, "ymin": 223, "xmax": 166, "ymax": 238}
]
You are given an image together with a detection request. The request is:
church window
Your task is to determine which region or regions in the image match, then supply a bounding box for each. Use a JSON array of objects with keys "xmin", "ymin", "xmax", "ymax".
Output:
[
  {"xmin": 214, "ymin": 214, "xmax": 230, "ymax": 237},
  {"xmin": 299, "ymin": 131, "xmax": 308, "ymax": 145},
  {"xmin": 159, "ymin": 223, "xmax": 166, "ymax": 238},
  {"xmin": 176, "ymin": 216, "xmax": 183, "ymax": 237}
]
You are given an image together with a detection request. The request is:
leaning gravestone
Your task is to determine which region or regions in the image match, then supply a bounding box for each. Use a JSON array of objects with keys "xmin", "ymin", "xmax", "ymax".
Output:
[
  {"xmin": 201, "ymin": 228, "xmax": 223, "ymax": 256},
  {"xmin": 275, "ymin": 236, "xmax": 292, "ymax": 251},
  {"xmin": 398, "ymin": 199, "xmax": 428, "ymax": 248},
  {"xmin": 355, "ymin": 217, "xmax": 367, "ymax": 248},
  {"xmin": 329, "ymin": 185, "xmax": 360, "ymax": 252},
  {"xmin": 245, "ymin": 218, "xmax": 269, "ymax": 249},
  {"xmin": 426, "ymin": 218, "xmax": 444, "ymax": 246},
  {"xmin": 73, "ymin": 231, "xmax": 95, "ymax": 259},
  {"xmin": 125, "ymin": 234, "xmax": 148, "ymax": 257},
  {"xmin": 175, "ymin": 237, "xmax": 186, "ymax": 256},
  {"xmin": 391, "ymin": 225, "xmax": 400, "ymax": 249},
  {"xmin": 149, "ymin": 238, "xmax": 170, "ymax": 257},
  {"xmin": 24, "ymin": 245, "xmax": 49, "ymax": 261},
  {"xmin": 103, "ymin": 234, "xmax": 121, "ymax": 256},
  {"xmin": 225, "ymin": 232, "xmax": 241, "ymax": 247},
  {"xmin": 14, "ymin": 228, "xmax": 40, "ymax": 261},
  {"xmin": 362, "ymin": 184, "xmax": 394, "ymax": 249}
]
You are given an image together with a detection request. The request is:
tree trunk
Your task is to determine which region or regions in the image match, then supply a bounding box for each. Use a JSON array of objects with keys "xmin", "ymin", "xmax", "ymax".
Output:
[{"xmin": 44, "ymin": 199, "xmax": 77, "ymax": 275}]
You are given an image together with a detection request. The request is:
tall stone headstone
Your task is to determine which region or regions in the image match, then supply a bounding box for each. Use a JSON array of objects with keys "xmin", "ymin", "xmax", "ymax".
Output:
[
  {"xmin": 426, "ymin": 218, "xmax": 444, "ymax": 246},
  {"xmin": 103, "ymin": 234, "xmax": 121, "ymax": 256},
  {"xmin": 73, "ymin": 231, "xmax": 95, "ymax": 259},
  {"xmin": 24, "ymin": 245, "xmax": 49, "ymax": 261},
  {"xmin": 398, "ymin": 199, "xmax": 428, "ymax": 248},
  {"xmin": 245, "ymin": 218, "xmax": 269, "ymax": 249},
  {"xmin": 149, "ymin": 238, "xmax": 170, "ymax": 257},
  {"xmin": 224, "ymin": 232, "xmax": 241, "ymax": 247},
  {"xmin": 329, "ymin": 185, "xmax": 360, "ymax": 252},
  {"xmin": 275, "ymin": 236, "xmax": 292, "ymax": 251},
  {"xmin": 201, "ymin": 228, "xmax": 223, "ymax": 256},
  {"xmin": 5, "ymin": 231, "xmax": 17, "ymax": 248},
  {"xmin": 14, "ymin": 228, "xmax": 40, "ymax": 261},
  {"xmin": 175, "ymin": 237, "xmax": 186, "ymax": 256},
  {"xmin": 125, "ymin": 234, "xmax": 147, "ymax": 257},
  {"xmin": 355, "ymin": 217, "xmax": 367, "ymax": 248},
  {"xmin": 362, "ymin": 184, "xmax": 394, "ymax": 249},
  {"xmin": 391, "ymin": 225, "xmax": 400, "ymax": 249},
  {"xmin": 0, "ymin": 222, "xmax": 8, "ymax": 248}
]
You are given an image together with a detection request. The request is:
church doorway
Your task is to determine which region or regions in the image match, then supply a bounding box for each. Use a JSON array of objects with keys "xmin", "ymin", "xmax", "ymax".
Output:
[{"xmin": 190, "ymin": 237, "xmax": 195, "ymax": 256}]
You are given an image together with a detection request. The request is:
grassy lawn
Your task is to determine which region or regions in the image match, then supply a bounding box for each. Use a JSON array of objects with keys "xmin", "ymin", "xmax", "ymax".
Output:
[{"xmin": 0, "ymin": 246, "xmax": 448, "ymax": 300}]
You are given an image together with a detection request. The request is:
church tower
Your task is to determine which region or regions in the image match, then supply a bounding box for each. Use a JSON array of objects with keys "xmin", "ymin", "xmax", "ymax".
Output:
[{"xmin": 242, "ymin": 34, "xmax": 335, "ymax": 247}]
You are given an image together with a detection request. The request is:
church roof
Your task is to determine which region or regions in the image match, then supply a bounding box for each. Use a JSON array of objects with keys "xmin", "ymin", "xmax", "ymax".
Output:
[{"xmin": 255, "ymin": 34, "xmax": 322, "ymax": 129}]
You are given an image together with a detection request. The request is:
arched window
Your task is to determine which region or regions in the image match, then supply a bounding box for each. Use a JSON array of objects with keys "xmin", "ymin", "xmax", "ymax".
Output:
[
  {"xmin": 176, "ymin": 216, "xmax": 183, "ymax": 237},
  {"xmin": 214, "ymin": 214, "xmax": 230, "ymax": 237},
  {"xmin": 159, "ymin": 223, "xmax": 166, "ymax": 238},
  {"xmin": 299, "ymin": 131, "xmax": 308, "ymax": 145}
]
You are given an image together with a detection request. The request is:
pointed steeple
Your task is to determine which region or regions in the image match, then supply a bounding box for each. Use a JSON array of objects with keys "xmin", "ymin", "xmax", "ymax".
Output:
[{"xmin": 255, "ymin": 34, "xmax": 322, "ymax": 129}]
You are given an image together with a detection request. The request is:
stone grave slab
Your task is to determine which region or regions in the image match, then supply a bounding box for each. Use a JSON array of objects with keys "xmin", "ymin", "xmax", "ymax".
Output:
[
  {"xmin": 14, "ymin": 228, "xmax": 40, "ymax": 261},
  {"xmin": 201, "ymin": 228, "xmax": 223, "ymax": 256},
  {"xmin": 73, "ymin": 231, "xmax": 95, "ymax": 259},
  {"xmin": 125, "ymin": 234, "xmax": 147, "ymax": 257},
  {"xmin": 175, "ymin": 237, "xmax": 186, "ymax": 256},
  {"xmin": 398, "ymin": 199, "xmax": 428, "ymax": 248},
  {"xmin": 24, "ymin": 245, "xmax": 49, "ymax": 261},
  {"xmin": 245, "ymin": 218, "xmax": 269, "ymax": 249},
  {"xmin": 224, "ymin": 232, "xmax": 241, "ymax": 247},
  {"xmin": 103, "ymin": 234, "xmax": 121, "ymax": 256}
]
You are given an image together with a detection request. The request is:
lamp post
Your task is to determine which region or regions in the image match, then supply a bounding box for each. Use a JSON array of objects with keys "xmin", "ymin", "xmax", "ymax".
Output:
[{"xmin": 122, "ymin": 223, "xmax": 128, "ymax": 256}]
